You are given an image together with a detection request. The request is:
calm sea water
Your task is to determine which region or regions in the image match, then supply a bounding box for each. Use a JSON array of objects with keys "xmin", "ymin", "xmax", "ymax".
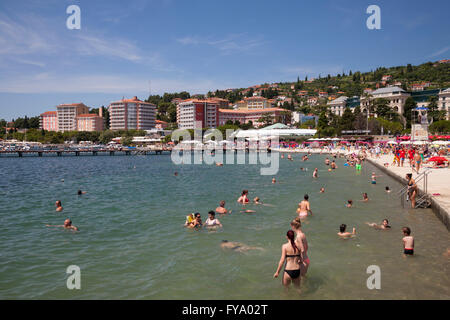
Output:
[{"xmin": 0, "ymin": 152, "xmax": 449, "ymax": 299}]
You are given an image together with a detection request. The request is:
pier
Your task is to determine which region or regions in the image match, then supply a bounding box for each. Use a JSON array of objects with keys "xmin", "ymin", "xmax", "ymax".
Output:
[{"xmin": 0, "ymin": 148, "xmax": 172, "ymax": 157}]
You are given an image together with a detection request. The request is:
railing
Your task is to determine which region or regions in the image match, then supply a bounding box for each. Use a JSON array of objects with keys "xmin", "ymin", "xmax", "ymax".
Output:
[{"xmin": 398, "ymin": 168, "xmax": 432, "ymax": 208}]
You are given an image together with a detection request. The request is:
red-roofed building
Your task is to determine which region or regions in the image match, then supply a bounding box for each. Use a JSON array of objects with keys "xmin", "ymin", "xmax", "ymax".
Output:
[
  {"xmin": 155, "ymin": 120, "xmax": 168, "ymax": 129},
  {"xmin": 40, "ymin": 111, "xmax": 58, "ymax": 132},
  {"xmin": 56, "ymin": 103, "xmax": 90, "ymax": 132}
]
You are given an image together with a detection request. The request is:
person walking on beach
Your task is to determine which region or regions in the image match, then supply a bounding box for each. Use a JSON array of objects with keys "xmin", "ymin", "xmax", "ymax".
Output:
[
  {"xmin": 274, "ymin": 230, "xmax": 302, "ymax": 290},
  {"xmin": 406, "ymin": 173, "xmax": 417, "ymax": 208},
  {"xmin": 402, "ymin": 227, "xmax": 414, "ymax": 256},
  {"xmin": 414, "ymin": 152, "xmax": 422, "ymax": 173},
  {"xmin": 291, "ymin": 218, "xmax": 309, "ymax": 276},
  {"xmin": 55, "ymin": 200, "xmax": 63, "ymax": 212},
  {"xmin": 297, "ymin": 194, "xmax": 312, "ymax": 219}
]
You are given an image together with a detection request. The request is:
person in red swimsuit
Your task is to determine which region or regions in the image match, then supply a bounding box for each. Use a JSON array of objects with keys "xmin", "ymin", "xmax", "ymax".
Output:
[{"xmin": 237, "ymin": 190, "xmax": 249, "ymax": 204}]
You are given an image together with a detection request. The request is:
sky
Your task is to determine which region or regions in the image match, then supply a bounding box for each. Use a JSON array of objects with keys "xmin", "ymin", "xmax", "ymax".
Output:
[{"xmin": 0, "ymin": 0, "xmax": 449, "ymax": 120}]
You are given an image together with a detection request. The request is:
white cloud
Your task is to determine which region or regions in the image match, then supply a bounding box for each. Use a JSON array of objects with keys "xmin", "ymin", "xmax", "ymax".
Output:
[
  {"xmin": 0, "ymin": 72, "xmax": 228, "ymax": 95},
  {"xmin": 428, "ymin": 46, "xmax": 450, "ymax": 58}
]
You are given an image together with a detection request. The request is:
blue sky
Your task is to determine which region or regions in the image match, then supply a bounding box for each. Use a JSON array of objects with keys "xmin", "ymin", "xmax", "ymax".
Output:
[{"xmin": 0, "ymin": 0, "xmax": 449, "ymax": 120}]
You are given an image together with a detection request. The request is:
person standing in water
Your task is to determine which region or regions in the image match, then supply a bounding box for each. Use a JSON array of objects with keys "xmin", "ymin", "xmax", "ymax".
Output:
[
  {"xmin": 204, "ymin": 211, "xmax": 223, "ymax": 228},
  {"xmin": 402, "ymin": 227, "xmax": 414, "ymax": 256},
  {"xmin": 55, "ymin": 200, "xmax": 63, "ymax": 212},
  {"xmin": 237, "ymin": 190, "xmax": 249, "ymax": 204},
  {"xmin": 273, "ymin": 230, "xmax": 302, "ymax": 290},
  {"xmin": 297, "ymin": 194, "xmax": 312, "ymax": 219},
  {"xmin": 216, "ymin": 201, "xmax": 230, "ymax": 214},
  {"xmin": 291, "ymin": 217, "xmax": 309, "ymax": 277},
  {"xmin": 338, "ymin": 224, "xmax": 356, "ymax": 238},
  {"xmin": 313, "ymin": 168, "xmax": 318, "ymax": 178}
]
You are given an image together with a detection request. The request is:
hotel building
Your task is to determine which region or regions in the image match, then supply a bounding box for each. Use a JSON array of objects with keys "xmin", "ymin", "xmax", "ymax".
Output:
[
  {"xmin": 177, "ymin": 99, "xmax": 220, "ymax": 129},
  {"xmin": 56, "ymin": 103, "xmax": 90, "ymax": 132},
  {"xmin": 218, "ymin": 108, "xmax": 286, "ymax": 128},
  {"xmin": 360, "ymin": 86, "xmax": 410, "ymax": 115},
  {"xmin": 39, "ymin": 111, "xmax": 59, "ymax": 132},
  {"xmin": 108, "ymin": 96, "xmax": 156, "ymax": 130},
  {"xmin": 438, "ymin": 88, "xmax": 450, "ymax": 120},
  {"xmin": 76, "ymin": 114, "xmax": 104, "ymax": 132}
]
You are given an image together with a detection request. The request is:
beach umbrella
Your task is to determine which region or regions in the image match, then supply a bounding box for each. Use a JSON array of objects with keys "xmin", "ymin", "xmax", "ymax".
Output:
[
  {"xmin": 433, "ymin": 140, "xmax": 450, "ymax": 145},
  {"xmin": 428, "ymin": 156, "xmax": 448, "ymax": 162},
  {"xmin": 400, "ymin": 141, "xmax": 411, "ymax": 145},
  {"xmin": 387, "ymin": 141, "xmax": 398, "ymax": 145},
  {"xmin": 413, "ymin": 140, "xmax": 428, "ymax": 145}
]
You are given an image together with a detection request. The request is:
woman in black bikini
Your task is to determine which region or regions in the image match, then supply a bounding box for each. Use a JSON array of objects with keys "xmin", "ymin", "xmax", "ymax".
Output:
[{"xmin": 274, "ymin": 230, "xmax": 302, "ymax": 289}]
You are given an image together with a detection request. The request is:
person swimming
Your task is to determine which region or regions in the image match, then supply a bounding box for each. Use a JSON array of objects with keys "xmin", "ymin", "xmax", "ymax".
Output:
[
  {"xmin": 55, "ymin": 200, "xmax": 63, "ymax": 212},
  {"xmin": 385, "ymin": 186, "xmax": 391, "ymax": 193},
  {"xmin": 204, "ymin": 211, "xmax": 222, "ymax": 228},
  {"xmin": 77, "ymin": 190, "xmax": 87, "ymax": 196},
  {"xmin": 346, "ymin": 200, "xmax": 353, "ymax": 208},
  {"xmin": 330, "ymin": 161, "xmax": 337, "ymax": 170},
  {"xmin": 220, "ymin": 240, "xmax": 264, "ymax": 253},
  {"xmin": 272, "ymin": 177, "xmax": 276, "ymax": 184},
  {"xmin": 297, "ymin": 194, "xmax": 312, "ymax": 219},
  {"xmin": 362, "ymin": 193, "xmax": 369, "ymax": 202},
  {"xmin": 366, "ymin": 219, "xmax": 391, "ymax": 230},
  {"xmin": 273, "ymin": 230, "xmax": 302, "ymax": 289},
  {"xmin": 370, "ymin": 172, "xmax": 380, "ymax": 184},
  {"xmin": 319, "ymin": 187, "xmax": 325, "ymax": 193},
  {"xmin": 338, "ymin": 224, "xmax": 356, "ymax": 238},
  {"xmin": 46, "ymin": 219, "xmax": 78, "ymax": 231},
  {"xmin": 325, "ymin": 158, "xmax": 330, "ymax": 165},
  {"xmin": 237, "ymin": 190, "xmax": 250, "ymax": 204}
]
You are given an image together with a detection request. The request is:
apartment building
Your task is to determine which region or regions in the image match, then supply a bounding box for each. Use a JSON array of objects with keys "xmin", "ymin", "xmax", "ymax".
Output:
[
  {"xmin": 39, "ymin": 111, "xmax": 59, "ymax": 132},
  {"xmin": 56, "ymin": 103, "xmax": 90, "ymax": 132},
  {"xmin": 109, "ymin": 96, "xmax": 156, "ymax": 130},
  {"xmin": 177, "ymin": 99, "xmax": 220, "ymax": 129},
  {"xmin": 76, "ymin": 114, "xmax": 104, "ymax": 132}
]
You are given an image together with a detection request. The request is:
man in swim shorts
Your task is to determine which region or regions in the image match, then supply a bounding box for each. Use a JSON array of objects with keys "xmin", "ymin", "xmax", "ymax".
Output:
[
  {"xmin": 338, "ymin": 224, "xmax": 356, "ymax": 238},
  {"xmin": 297, "ymin": 194, "xmax": 312, "ymax": 218},
  {"xmin": 402, "ymin": 227, "xmax": 414, "ymax": 255}
]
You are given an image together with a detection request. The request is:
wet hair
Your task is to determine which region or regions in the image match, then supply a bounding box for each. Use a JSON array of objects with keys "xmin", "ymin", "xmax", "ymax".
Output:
[
  {"xmin": 340, "ymin": 224, "xmax": 347, "ymax": 233},
  {"xmin": 194, "ymin": 213, "xmax": 201, "ymax": 218},
  {"xmin": 363, "ymin": 193, "xmax": 368, "ymax": 198},
  {"xmin": 385, "ymin": 186, "xmax": 390, "ymax": 191},
  {"xmin": 402, "ymin": 227, "xmax": 411, "ymax": 235},
  {"xmin": 77, "ymin": 190, "xmax": 82, "ymax": 195},
  {"xmin": 242, "ymin": 190, "xmax": 248, "ymax": 195},
  {"xmin": 304, "ymin": 194, "xmax": 309, "ymax": 200},
  {"xmin": 348, "ymin": 200, "xmax": 353, "ymax": 204},
  {"xmin": 219, "ymin": 200, "xmax": 225, "ymax": 206},
  {"xmin": 383, "ymin": 219, "xmax": 389, "ymax": 224},
  {"xmin": 208, "ymin": 211, "xmax": 215, "ymax": 216},
  {"xmin": 56, "ymin": 200, "xmax": 62, "ymax": 206},
  {"xmin": 222, "ymin": 240, "xmax": 228, "ymax": 243},
  {"xmin": 287, "ymin": 230, "xmax": 299, "ymax": 253},
  {"xmin": 290, "ymin": 217, "xmax": 302, "ymax": 229}
]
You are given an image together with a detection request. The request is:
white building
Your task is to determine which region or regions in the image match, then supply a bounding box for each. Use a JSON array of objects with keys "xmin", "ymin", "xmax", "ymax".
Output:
[
  {"xmin": 327, "ymin": 96, "xmax": 348, "ymax": 116},
  {"xmin": 438, "ymin": 88, "xmax": 450, "ymax": 120},
  {"xmin": 360, "ymin": 86, "xmax": 410, "ymax": 115}
]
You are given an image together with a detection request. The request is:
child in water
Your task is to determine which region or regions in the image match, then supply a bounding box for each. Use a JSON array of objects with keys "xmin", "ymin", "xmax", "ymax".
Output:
[{"xmin": 402, "ymin": 227, "xmax": 414, "ymax": 256}]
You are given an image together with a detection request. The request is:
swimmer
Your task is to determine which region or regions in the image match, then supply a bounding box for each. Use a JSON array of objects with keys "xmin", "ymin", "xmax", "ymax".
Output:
[
  {"xmin": 55, "ymin": 200, "xmax": 63, "ymax": 212},
  {"xmin": 330, "ymin": 161, "xmax": 337, "ymax": 169},
  {"xmin": 237, "ymin": 190, "xmax": 249, "ymax": 204},
  {"xmin": 184, "ymin": 213, "xmax": 195, "ymax": 226},
  {"xmin": 174, "ymin": 172, "xmax": 179, "ymax": 176},
  {"xmin": 297, "ymin": 194, "xmax": 312, "ymax": 219},
  {"xmin": 220, "ymin": 240, "xmax": 264, "ymax": 253},
  {"xmin": 240, "ymin": 209, "xmax": 256, "ymax": 213},
  {"xmin": 216, "ymin": 200, "xmax": 231, "ymax": 214},
  {"xmin": 61, "ymin": 179, "xmax": 64, "ymax": 182},
  {"xmin": 313, "ymin": 168, "xmax": 318, "ymax": 178},
  {"xmin": 338, "ymin": 224, "xmax": 356, "ymax": 238},
  {"xmin": 273, "ymin": 230, "xmax": 302, "ymax": 290},
  {"xmin": 385, "ymin": 186, "xmax": 391, "ymax": 193},
  {"xmin": 366, "ymin": 219, "xmax": 391, "ymax": 230},
  {"xmin": 281, "ymin": 154, "xmax": 285, "ymax": 159},
  {"xmin": 253, "ymin": 197, "xmax": 261, "ymax": 204},
  {"xmin": 346, "ymin": 200, "xmax": 353, "ymax": 208},
  {"xmin": 370, "ymin": 172, "xmax": 380, "ymax": 184},
  {"xmin": 325, "ymin": 158, "xmax": 330, "ymax": 165},
  {"xmin": 402, "ymin": 227, "xmax": 414, "ymax": 256},
  {"xmin": 187, "ymin": 213, "xmax": 203, "ymax": 228},
  {"xmin": 77, "ymin": 190, "xmax": 87, "ymax": 196},
  {"xmin": 361, "ymin": 193, "xmax": 369, "ymax": 202},
  {"xmin": 319, "ymin": 187, "xmax": 325, "ymax": 193},
  {"xmin": 204, "ymin": 211, "xmax": 222, "ymax": 228},
  {"xmin": 216, "ymin": 162, "xmax": 223, "ymax": 167},
  {"xmin": 46, "ymin": 219, "xmax": 79, "ymax": 231},
  {"xmin": 272, "ymin": 177, "xmax": 276, "ymax": 184}
]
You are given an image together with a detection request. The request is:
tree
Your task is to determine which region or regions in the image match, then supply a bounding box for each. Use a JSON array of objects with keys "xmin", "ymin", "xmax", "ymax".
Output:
[
  {"xmin": 339, "ymin": 107, "xmax": 355, "ymax": 132},
  {"xmin": 429, "ymin": 120, "xmax": 450, "ymax": 134},
  {"xmin": 403, "ymin": 97, "xmax": 417, "ymax": 128}
]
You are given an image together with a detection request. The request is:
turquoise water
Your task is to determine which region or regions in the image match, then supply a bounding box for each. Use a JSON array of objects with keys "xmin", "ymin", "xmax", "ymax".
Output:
[{"xmin": 0, "ymin": 152, "xmax": 449, "ymax": 299}]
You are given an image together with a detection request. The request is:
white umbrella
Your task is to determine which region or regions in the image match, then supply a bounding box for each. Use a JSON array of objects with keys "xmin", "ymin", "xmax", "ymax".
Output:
[
  {"xmin": 331, "ymin": 138, "xmax": 341, "ymax": 141},
  {"xmin": 433, "ymin": 140, "xmax": 450, "ymax": 145},
  {"xmin": 400, "ymin": 141, "xmax": 411, "ymax": 145},
  {"xmin": 413, "ymin": 140, "xmax": 428, "ymax": 145},
  {"xmin": 387, "ymin": 141, "xmax": 398, "ymax": 145}
]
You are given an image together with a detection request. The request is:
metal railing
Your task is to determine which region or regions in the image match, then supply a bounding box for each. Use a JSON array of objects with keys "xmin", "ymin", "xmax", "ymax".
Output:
[{"xmin": 398, "ymin": 168, "xmax": 432, "ymax": 208}]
